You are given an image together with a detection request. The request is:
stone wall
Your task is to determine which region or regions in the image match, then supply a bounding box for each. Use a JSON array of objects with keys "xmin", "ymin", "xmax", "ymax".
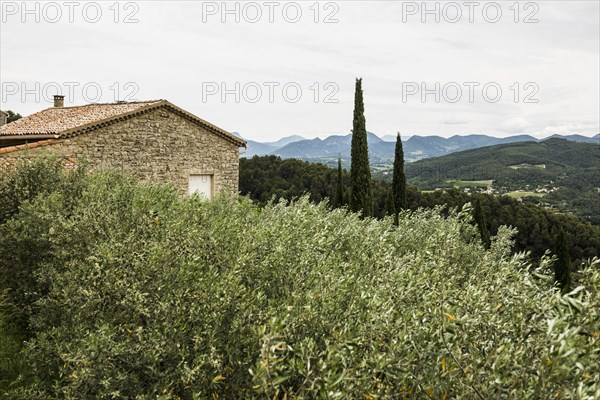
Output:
[{"xmin": 0, "ymin": 108, "xmax": 241, "ymax": 195}]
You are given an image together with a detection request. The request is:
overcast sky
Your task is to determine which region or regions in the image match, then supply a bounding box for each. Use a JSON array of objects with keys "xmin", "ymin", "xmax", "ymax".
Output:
[{"xmin": 1, "ymin": 1, "xmax": 598, "ymax": 141}]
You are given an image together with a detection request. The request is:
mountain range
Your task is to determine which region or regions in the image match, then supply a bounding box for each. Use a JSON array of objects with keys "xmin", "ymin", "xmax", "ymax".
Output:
[{"xmin": 236, "ymin": 132, "xmax": 600, "ymax": 163}]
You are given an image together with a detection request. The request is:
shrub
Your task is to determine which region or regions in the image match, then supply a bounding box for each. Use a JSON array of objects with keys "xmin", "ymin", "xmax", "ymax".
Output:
[
  {"xmin": 0, "ymin": 293, "xmax": 27, "ymax": 397},
  {"xmin": 0, "ymin": 162, "xmax": 598, "ymax": 398},
  {"xmin": 0, "ymin": 157, "xmax": 87, "ymax": 335}
]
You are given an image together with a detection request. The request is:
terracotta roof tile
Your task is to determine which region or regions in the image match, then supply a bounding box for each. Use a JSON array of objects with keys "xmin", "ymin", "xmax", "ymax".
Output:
[
  {"xmin": 0, "ymin": 100, "xmax": 162, "ymax": 136},
  {"xmin": 0, "ymin": 100, "xmax": 246, "ymax": 148}
]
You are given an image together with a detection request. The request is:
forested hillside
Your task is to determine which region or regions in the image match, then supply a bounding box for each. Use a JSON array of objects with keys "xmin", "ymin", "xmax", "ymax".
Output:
[
  {"xmin": 240, "ymin": 156, "xmax": 600, "ymax": 263},
  {"xmin": 397, "ymin": 139, "xmax": 600, "ymax": 224},
  {"xmin": 1, "ymin": 158, "xmax": 599, "ymax": 398},
  {"xmin": 404, "ymin": 139, "xmax": 599, "ymax": 187}
]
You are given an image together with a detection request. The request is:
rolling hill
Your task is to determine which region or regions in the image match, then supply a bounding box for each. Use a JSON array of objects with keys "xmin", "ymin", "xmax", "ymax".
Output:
[
  {"xmin": 403, "ymin": 138, "xmax": 599, "ymax": 184},
  {"xmin": 400, "ymin": 138, "xmax": 600, "ymax": 223}
]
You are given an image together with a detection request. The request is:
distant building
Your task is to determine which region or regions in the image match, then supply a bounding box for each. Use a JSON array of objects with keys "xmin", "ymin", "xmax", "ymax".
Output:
[
  {"xmin": 0, "ymin": 96, "xmax": 246, "ymax": 198},
  {"xmin": 0, "ymin": 110, "xmax": 7, "ymax": 126}
]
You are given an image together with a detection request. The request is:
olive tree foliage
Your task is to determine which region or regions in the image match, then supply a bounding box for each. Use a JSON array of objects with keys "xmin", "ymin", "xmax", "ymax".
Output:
[
  {"xmin": 0, "ymin": 159, "xmax": 598, "ymax": 399},
  {"xmin": 0, "ymin": 157, "xmax": 87, "ymax": 335}
]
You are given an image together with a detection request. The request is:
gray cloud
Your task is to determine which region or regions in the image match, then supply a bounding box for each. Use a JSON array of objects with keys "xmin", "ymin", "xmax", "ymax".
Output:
[{"xmin": 1, "ymin": 1, "xmax": 598, "ymax": 142}]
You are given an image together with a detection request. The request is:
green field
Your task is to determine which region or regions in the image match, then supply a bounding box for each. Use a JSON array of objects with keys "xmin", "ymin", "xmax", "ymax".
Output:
[
  {"xmin": 447, "ymin": 179, "xmax": 494, "ymax": 189},
  {"xmin": 506, "ymin": 191, "xmax": 546, "ymax": 198},
  {"xmin": 508, "ymin": 163, "xmax": 546, "ymax": 170}
]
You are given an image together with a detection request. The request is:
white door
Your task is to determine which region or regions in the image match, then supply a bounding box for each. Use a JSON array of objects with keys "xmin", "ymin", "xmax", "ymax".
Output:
[{"xmin": 188, "ymin": 174, "xmax": 213, "ymax": 200}]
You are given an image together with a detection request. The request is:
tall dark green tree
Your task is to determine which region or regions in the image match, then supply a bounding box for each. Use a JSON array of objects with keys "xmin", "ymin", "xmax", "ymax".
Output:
[
  {"xmin": 385, "ymin": 189, "xmax": 396, "ymax": 217},
  {"xmin": 473, "ymin": 198, "xmax": 491, "ymax": 249},
  {"xmin": 343, "ymin": 188, "xmax": 351, "ymax": 208},
  {"xmin": 335, "ymin": 156, "xmax": 344, "ymax": 207},
  {"xmin": 391, "ymin": 132, "xmax": 407, "ymax": 225},
  {"xmin": 554, "ymin": 230, "xmax": 571, "ymax": 291},
  {"xmin": 350, "ymin": 78, "xmax": 373, "ymax": 217}
]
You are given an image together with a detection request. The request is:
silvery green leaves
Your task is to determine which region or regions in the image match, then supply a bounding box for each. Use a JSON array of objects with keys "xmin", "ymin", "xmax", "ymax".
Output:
[{"xmin": 0, "ymin": 159, "xmax": 598, "ymax": 398}]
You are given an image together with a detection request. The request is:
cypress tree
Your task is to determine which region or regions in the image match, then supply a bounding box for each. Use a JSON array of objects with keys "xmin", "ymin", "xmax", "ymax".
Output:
[
  {"xmin": 473, "ymin": 198, "xmax": 491, "ymax": 249},
  {"xmin": 350, "ymin": 78, "xmax": 373, "ymax": 217},
  {"xmin": 385, "ymin": 188, "xmax": 396, "ymax": 218},
  {"xmin": 391, "ymin": 132, "xmax": 407, "ymax": 225},
  {"xmin": 555, "ymin": 230, "xmax": 571, "ymax": 291},
  {"xmin": 335, "ymin": 156, "xmax": 344, "ymax": 207},
  {"xmin": 343, "ymin": 188, "xmax": 351, "ymax": 208}
]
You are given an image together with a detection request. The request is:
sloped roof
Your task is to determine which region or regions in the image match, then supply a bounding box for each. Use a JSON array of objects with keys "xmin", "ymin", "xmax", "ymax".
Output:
[{"xmin": 0, "ymin": 100, "xmax": 246, "ymax": 147}]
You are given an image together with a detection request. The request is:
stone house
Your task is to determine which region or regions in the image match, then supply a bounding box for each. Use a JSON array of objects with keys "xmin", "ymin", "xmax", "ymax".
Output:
[{"xmin": 0, "ymin": 96, "xmax": 246, "ymax": 199}]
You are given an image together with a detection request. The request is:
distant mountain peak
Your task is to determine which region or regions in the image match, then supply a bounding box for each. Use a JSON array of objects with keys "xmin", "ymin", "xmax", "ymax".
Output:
[
  {"xmin": 268, "ymin": 135, "xmax": 306, "ymax": 148},
  {"xmin": 241, "ymin": 132, "xmax": 598, "ymax": 160},
  {"xmin": 366, "ymin": 131, "xmax": 383, "ymax": 142}
]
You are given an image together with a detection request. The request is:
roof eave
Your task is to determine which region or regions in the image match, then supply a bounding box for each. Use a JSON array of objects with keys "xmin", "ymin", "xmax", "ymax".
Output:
[{"xmin": 0, "ymin": 134, "xmax": 61, "ymax": 140}]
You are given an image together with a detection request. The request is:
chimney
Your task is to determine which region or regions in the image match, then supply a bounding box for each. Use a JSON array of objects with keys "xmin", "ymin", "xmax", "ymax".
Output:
[{"xmin": 53, "ymin": 95, "xmax": 65, "ymax": 108}]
